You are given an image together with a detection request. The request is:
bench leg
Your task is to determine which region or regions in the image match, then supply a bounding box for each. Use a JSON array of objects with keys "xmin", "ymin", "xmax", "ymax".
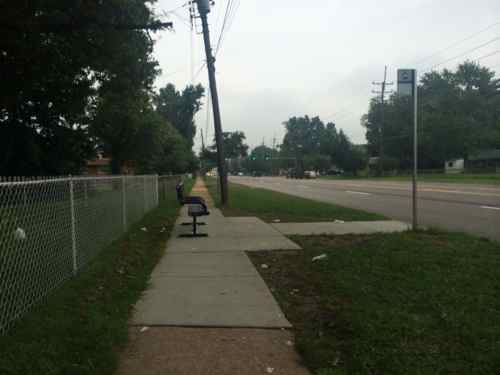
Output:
[{"xmin": 179, "ymin": 215, "xmax": 208, "ymax": 238}]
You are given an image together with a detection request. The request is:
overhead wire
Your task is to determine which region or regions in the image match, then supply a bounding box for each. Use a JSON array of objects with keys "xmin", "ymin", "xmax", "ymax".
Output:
[
  {"xmin": 215, "ymin": 0, "xmax": 240, "ymax": 57},
  {"xmin": 410, "ymin": 19, "xmax": 500, "ymax": 67},
  {"xmin": 423, "ymin": 36, "xmax": 500, "ymax": 72},
  {"xmin": 215, "ymin": 0, "xmax": 233, "ymax": 56}
]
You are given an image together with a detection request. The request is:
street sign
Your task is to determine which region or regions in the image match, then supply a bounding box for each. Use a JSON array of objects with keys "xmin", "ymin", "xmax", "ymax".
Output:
[{"xmin": 397, "ymin": 69, "xmax": 416, "ymax": 97}]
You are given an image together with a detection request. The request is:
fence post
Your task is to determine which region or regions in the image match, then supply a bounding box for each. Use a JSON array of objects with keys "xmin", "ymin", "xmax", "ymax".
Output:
[
  {"xmin": 122, "ymin": 176, "xmax": 127, "ymax": 232},
  {"xmin": 69, "ymin": 177, "xmax": 77, "ymax": 275},
  {"xmin": 155, "ymin": 175, "xmax": 159, "ymax": 207},
  {"xmin": 143, "ymin": 176, "xmax": 147, "ymax": 213}
]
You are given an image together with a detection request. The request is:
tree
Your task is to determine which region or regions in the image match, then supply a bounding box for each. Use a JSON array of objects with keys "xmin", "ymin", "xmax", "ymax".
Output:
[
  {"xmin": 209, "ymin": 131, "xmax": 249, "ymax": 158},
  {"xmin": 92, "ymin": 91, "xmax": 149, "ymax": 174},
  {"xmin": 362, "ymin": 61, "xmax": 500, "ymax": 170},
  {"xmin": 281, "ymin": 115, "xmax": 366, "ymax": 174},
  {"xmin": 244, "ymin": 145, "xmax": 274, "ymax": 174},
  {"xmin": 134, "ymin": 110, "xmax": 197, "ymax": 175},
  {"xmin": 155, "ymin": 83, "xmax": 205, "ymax": 148},
  {"xmin": 0, "ymin": 0, "xmax": 162, "ymax": 175}
]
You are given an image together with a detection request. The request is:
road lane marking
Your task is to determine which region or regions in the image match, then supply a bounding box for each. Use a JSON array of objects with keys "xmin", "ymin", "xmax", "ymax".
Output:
[
  {"xmin": 346, "ymin": 190, "xmax": 372, "ymax": 196},
  {"xmin": 317, "ymin": 181, "xmax": 500, "ymax": 198},
  {"xmin": 481, "ymin": 206, "xmax": 500, "ymax": 211}
]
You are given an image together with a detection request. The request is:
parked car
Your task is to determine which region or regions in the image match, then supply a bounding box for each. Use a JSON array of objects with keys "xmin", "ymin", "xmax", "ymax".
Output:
[
  {"xmin": 304, "ymin": 171, "xmax": 318, "ymax": 179},
  {"xmin": 327, "ymin": 169, "xmax": 343, "ymax": 176}
]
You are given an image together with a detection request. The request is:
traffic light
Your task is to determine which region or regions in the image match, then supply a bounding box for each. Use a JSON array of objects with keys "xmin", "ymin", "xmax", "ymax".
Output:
[{"xmin": 265, "ymin": 155, "xmax": 271, "ymax": 161}]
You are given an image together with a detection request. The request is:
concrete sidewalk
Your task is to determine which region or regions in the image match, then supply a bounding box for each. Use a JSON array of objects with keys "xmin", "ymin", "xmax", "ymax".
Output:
[
  {"xmin": 131, "ymin": 179, "xmax": 299, "ymax": 328},
  {"xmin": 272, "ymin": 220, "xmax": 410, "ymax": 236},
  {"xmin": 117, "ymin": 178, "xmax": 310, "ymax": 375}
]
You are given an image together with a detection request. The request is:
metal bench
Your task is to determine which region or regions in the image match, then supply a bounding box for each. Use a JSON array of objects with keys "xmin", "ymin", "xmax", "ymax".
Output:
[{"xmin": 176, "ymin": 182, "xmax": 210, "ymax": 237}]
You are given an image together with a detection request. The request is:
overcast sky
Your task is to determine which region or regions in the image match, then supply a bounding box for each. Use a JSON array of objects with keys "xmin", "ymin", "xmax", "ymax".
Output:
[{"xmin": 153, "ymin": 0, "xmax": 500, "ymax": 152}]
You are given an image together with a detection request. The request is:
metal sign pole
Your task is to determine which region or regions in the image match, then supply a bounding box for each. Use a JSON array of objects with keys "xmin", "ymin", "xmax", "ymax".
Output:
[
  {"xmin": 412, "ymin": 70, "xmax": 418, "ymax": 231},
  {"xmin": 398, "ymin": 68, "xmax": 418, "ymax": 231}
]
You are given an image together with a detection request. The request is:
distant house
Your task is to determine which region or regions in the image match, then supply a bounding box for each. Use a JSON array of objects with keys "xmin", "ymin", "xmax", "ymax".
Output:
[
  {"xmin": 85, "ymin": 156, "xmax": 111, "ymax": 175},
  {"xmin": 444, "ymin": 158, "xmax": 464, "ymax": 174},
  {"xmin": 467, "ymin": 149, "xmax": 500, "ymax": 172},
  {"xmin": 84, "ymin": 155, "xmax": 136, "ymax": 175}
]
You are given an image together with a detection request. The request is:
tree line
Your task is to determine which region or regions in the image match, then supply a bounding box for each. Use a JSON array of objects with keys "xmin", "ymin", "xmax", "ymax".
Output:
[
  {"xmin": 201, "ymin": 116, "xmax": 365, "ymax": 175},
  {"xmin": 0, "ymin": 1, "xmax": 204, "ymax": 176},
  {"xmin": 362, "ymin": 62, "xmax": 500, "ymax": 171}
]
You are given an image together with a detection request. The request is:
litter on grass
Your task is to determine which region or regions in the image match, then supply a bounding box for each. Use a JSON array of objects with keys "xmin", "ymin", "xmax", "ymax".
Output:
[
  {"xmin": 141, "ymin": 227, "xmax": 148, "ymax": 232},
  {"xmin": 13, "ymin": 227, "xmax": 27, "ymax": 241},
  {"xmin": 312, "ymin": 254, "xmax": 328, "ymax": 262},
  {"xmin": 261, "ymin": 264, "xmax": 269, "ymax": 269}
]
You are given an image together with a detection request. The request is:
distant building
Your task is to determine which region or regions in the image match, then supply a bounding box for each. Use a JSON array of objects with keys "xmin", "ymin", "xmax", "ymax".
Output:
[
  {"xmin": 467, "ymin": 149, "xmax": 500, "ymax": 172},
  {"xmin": 444, "ymin": 158, "xmax": 464, "ymax": 174},
  {"xmin": 85, "ymin": 156, "xmax": 111, "ymax": 175},
  {"xmin": 84, "ymin": 154, "xmax": 136, "ymax": 175}
]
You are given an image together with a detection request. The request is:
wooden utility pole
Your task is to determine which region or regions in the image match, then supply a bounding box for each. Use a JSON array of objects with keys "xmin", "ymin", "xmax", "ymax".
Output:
[
  {"xmin": 195, "ymin": 0, "xmax": 228, "ymax": 205},
  {"xmin": 372, "ymin": 66, "xmax": 393, "ymax": 175}
]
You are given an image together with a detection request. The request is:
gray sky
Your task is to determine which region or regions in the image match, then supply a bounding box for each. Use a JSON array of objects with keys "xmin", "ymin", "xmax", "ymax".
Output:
[{"xmin": 153, "ymin": 0, "xmax": 500, "ymax": 151}]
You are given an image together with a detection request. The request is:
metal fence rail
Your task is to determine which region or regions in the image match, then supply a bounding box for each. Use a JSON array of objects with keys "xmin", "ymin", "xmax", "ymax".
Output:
[{"xmin": 0, "ymin": 175, "xmax": 162, "ymax": 334}]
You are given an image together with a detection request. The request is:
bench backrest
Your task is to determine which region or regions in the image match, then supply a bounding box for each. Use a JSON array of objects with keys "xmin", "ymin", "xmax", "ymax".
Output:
[{"xmin": 175, "ymin": 182, "xmax": 184, "ymax": 204}]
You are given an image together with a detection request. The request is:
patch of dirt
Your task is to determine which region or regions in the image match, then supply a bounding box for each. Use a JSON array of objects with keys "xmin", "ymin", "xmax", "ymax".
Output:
[{"xmin": 116, "ymin": 327, "xmax": 311, "ymax": 375}]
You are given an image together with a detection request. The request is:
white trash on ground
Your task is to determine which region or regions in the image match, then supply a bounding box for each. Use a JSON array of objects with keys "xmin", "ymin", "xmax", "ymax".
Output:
[
  {"xmin": 261, "ymin": 264, "xmax": 269, "ymax": 269},
  {"xmin": 13, "ymin": 227, "xmax": 27, "ymax": 241},
  {"xmin": 312, "ymin": 254, "xmax": 328, "ymax": 262}
]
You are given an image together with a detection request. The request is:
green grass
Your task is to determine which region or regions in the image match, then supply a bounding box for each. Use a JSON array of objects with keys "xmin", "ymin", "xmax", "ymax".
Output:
[
  {"xmin": 205, "ymin": 177, "xmax": 385, "ymax": 222},
  {"xmin": 322, "ymin": 173, "xmax": 500, "ymax": 185},
  {"xmin": 0, "ymin": 179, "xmax": 192, "ymax": 375},
  {"xmin": 248, "ymin": 231, "xmax": 500, "ymax": 375}
]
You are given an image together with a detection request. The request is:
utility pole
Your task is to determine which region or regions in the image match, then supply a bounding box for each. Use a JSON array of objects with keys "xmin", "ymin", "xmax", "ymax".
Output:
[
  {"xmin": 271, "ymin": 135, "xmax": 276, "ymax": 176},
  {"xmin": 200, "ymin": 128, "xmax": 205, "ymax": 151},
  {"xmin": 195, "ymin": 0, "xmax": 228, "ymax": 205},
  {"xmin": 372, "ymin": 66, "xmax": 393, "ymax": 176}
]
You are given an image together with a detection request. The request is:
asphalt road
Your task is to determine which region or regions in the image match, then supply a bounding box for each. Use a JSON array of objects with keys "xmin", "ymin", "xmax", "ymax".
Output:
[{"xmin": 230, "ymin": 176, "xmax": 500, "ymax": 242}]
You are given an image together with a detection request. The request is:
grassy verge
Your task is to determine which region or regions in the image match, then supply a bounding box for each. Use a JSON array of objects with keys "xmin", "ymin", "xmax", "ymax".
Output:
[
  {"xmin": 321, "ymin": 173, "xmax": 500, "ymax": 185},
  {"xmin": 0, "ymin": 179, "xmax": 192, "ymax": 375},
  {"xmin": 205, "ymin": 177, "xmax": 385, "ymax": 222},
  {"xmin": 248, "ymin": 231, "xmax": 500, "ymax": 375}
]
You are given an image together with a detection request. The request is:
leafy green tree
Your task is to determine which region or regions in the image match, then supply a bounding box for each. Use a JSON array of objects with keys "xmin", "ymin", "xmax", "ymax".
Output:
[
  {"xmin": 244, "ymin": 145, "xmax": 274, "ymax": 174},
  {"xmin": 362, "ymin": 61, "xmax": 500, "ymax": 170},
  {"xmin": 281, "ymin": 115, "xmax": 365, "ymax": 174},
  {"xmin": 155, "ymin": 83, "xmax": 205, "ymax": 148},
  {"xmin": 0, "ymin": 0, "xmax": 162, "ymax": 175},
  {"xmin": 208, "ymin": 131, "xmax": 249, "ymax": 158}
]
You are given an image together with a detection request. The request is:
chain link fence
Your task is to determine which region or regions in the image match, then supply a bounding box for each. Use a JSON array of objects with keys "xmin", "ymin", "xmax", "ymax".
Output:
[
  {"xmin": 0, "ymin": 175, "xmax": 162, "ymax": 334},
  {"xmin": 158, "ymin": 175, "xmax": 183, "ymax": 203}
]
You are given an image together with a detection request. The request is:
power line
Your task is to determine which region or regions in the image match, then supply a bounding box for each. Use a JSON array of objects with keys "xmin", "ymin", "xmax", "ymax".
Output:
[
  {"xmin": 424, "ymin": 36, "xmax": 500, "ymax": 71},
  {"xmin": 215, "ymin": 0, "xmax": 233, "ymax": 55},
  {"xmin": 476, "ymin": 49, "xmax": 500, "ymax": 62},
  {"xmin": 410, "ymin": 19, "xmax": 500, "ymax": 66},
  {"xmin": 193, "ymin": 61, "xmax": 207, "ymax": 81},
  {"xmin": 215, "ymin": 0, "xmax": 240, "ymax": 56}
]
